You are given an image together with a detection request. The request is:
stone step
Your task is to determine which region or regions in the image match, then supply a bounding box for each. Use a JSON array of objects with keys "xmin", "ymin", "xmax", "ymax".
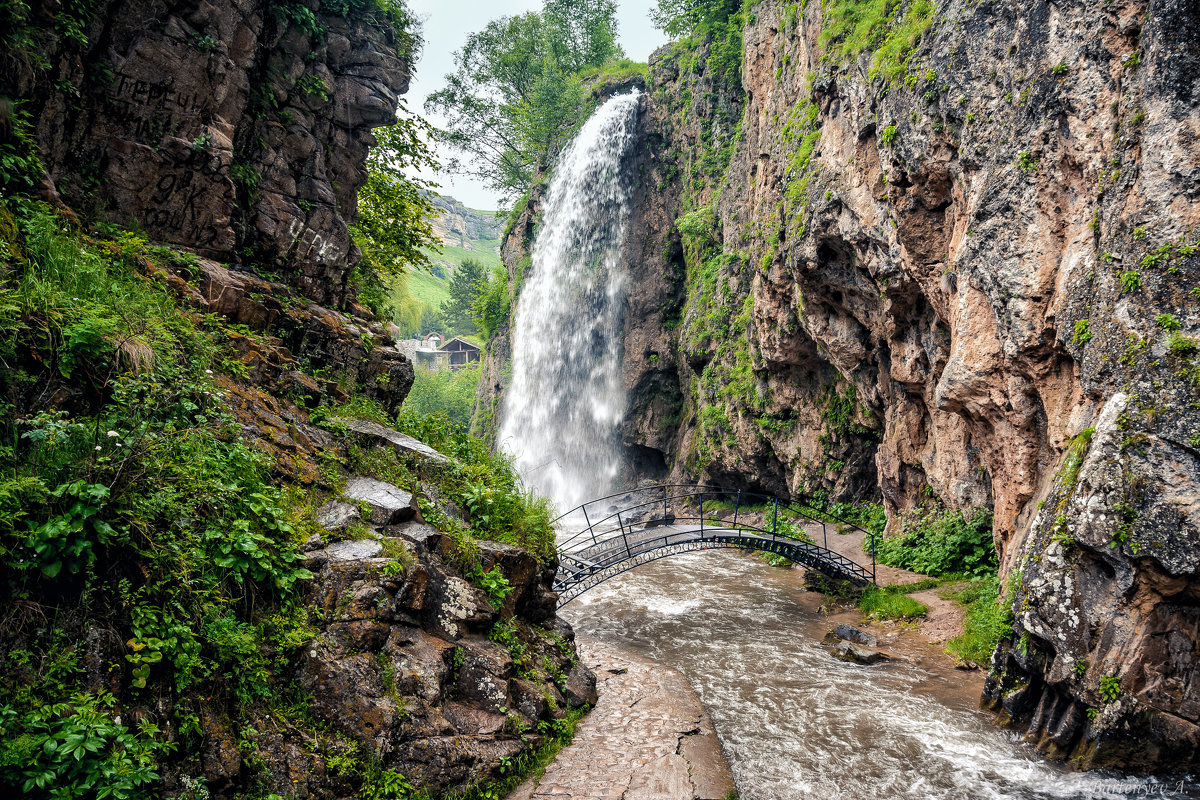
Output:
[
  {"xmin": 342, "ymin": 418, "xmax": 450, "ymax": 464},
  {"xmin": 344, "ymin": 476, "xmax": 419, "ymax": 525}
]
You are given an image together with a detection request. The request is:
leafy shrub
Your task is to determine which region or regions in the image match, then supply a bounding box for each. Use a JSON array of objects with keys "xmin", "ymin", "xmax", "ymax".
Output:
[
  {"xmin": 875, "ymin": 506, "xmax": 996, "ymax": 577},
  {"xmin": 1016, "ymin": 150, "xmax": 1039, "ymax": 173},
  {"xmin": 0, "ymin": 691, "xmax": 172, "ymax": 799},
  {"xmin": 1099, "ymin": 672, "xmax": 1122, "ymax": 703},
  {"xmin": 392, "ymin": 411, "xmax": 557, "ymax": 564},
  {"xmin": 1072, "ymin": 319, "xmax": 1092, "ymax": 344},
  {"xmin": 1120, "ymin": 269, "xmax": 1141, "ymax": 293},
  {"xmin": 880, "ymin": 125, "xmax": 898, "ymax": 146}
]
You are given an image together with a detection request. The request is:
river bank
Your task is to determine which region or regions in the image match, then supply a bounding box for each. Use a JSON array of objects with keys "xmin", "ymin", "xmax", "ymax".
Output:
[
  {"xmin": 559, "ymin": 548, "xmax": 1197, "ymax": 799},
  {"xmin": 509, "ymin": 636, "xmax": 736, "ymax": 800}
]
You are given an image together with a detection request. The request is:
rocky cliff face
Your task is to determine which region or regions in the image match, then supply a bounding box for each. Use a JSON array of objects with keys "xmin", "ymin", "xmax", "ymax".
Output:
[
  {"xmin": 10, "ymin": 0, "xmax": 406, "ymax": 306},
  {"xmin": 486, "ymin": 0, "xmax": 1200, "ymax": 772},
  {"xmin": 428, "ymin": 192, "xmax": 502, "ymax": 248}
]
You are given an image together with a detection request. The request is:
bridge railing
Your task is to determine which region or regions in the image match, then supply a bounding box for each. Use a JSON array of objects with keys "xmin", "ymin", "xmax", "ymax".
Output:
[{"xmin": 553, "ymin": 483, "xmax": 879, "ymax": 583}]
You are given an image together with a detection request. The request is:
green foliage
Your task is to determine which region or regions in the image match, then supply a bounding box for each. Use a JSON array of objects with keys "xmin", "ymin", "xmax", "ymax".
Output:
[
  {"xmin": 0, "ymin": 202, "xmax": 321, "ymax": 792},
  {"xmin": 470, "ymin": 267, "xmax": 512, "ymax": 339},
  {"xmin": 1120, "ymin": 269, "xmax": 1141, "ymax": 293},
  {"xmin": 426, "ymin": 2, "xmax": 622, "ymax": 197},
  {"xmin": 944, "ymin": 574, "xmax": 1012, "ymax": 665},
  {"xmin": 0, "ymin": 100, "xmax": 44, "ymax": 192},
  {"xmin": 401, "ymin": 364, "xmax": 480, "ymax": 426},
  {"xmin": 875, "ymin": 506, "xmax": 996, "ymax": 577},
  {"xmin": 858, "ymin": 584, "xmax": 928, "ymax": 621},
  {"xmin": 1016, "ymin": 150, "xmax": 1039, "ymax": 173},
  {"xmin": 440, "ymin": 258, "xmax": 486, "ymax": 335},
  {"xmin": 819, "ymin": 0, "xmax": 934, "ymax": 84},
  {"xmin": 1072, "ymin": 318, "xmax": 1092, "ymax": 345},
  {"xmin": 1167, "ymin": 332, "xmax": 1198, "ymax": 358},
  {"xmin": 352, "ymin": 106, "xmax": 442, "ymax": 314},
  {"xmin": 474, "ymin": 565, "xmax": 513, "ymax": 609},
  {"xmin": 0, "ymin": 691, "xmax": 172, "ymax": 799},
  {"xmin": 1156, "ymin": 313, "xmax": 1181, "ymax": 331},
  {"xmin": 1099, "ymin": 672, "xmax": 1122, "ymax": 704},
  {"xmin": 880, "ymin": 124, "xmax": 898, "ymax": 146},
  {"xmin": 392, "ymin": 412, "xmax": 557, "ymax": 564}
]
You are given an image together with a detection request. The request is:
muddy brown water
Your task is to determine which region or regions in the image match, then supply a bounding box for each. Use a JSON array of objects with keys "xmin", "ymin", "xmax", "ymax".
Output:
[{"xmin": 561, "ymin": 550, "xmax": 1200, "ymax": 800}]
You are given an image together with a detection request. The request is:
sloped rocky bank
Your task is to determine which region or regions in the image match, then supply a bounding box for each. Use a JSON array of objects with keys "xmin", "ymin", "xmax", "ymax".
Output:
[{"xmin": 0, "ymin": 2, "xmax": 596, "ymax": 797}]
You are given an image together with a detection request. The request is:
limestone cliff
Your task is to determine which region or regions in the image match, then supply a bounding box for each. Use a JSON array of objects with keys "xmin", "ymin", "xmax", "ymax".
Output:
[
  {"xmin": 483, "ymin": 0, "xmax": 1200, "ymax": 772},
  {"xmin": 614, "ymin": 0, "xmax": 1200, "ymax": 771}
]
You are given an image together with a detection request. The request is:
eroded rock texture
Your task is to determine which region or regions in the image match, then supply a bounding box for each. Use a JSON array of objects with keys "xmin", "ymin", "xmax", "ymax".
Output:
[
  {"xmin": 481, "ymin": 0, "xmax": 1200, "ymax": 772},
  {"xmin": 10, "ymin": 0, "xmax": 407, "ymax": 306}
]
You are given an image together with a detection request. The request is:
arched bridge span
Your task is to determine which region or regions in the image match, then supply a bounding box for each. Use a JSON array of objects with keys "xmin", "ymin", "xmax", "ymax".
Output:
[{"xmin": 553, "ymin": 485, "xmax": 878, "ymax": 605}]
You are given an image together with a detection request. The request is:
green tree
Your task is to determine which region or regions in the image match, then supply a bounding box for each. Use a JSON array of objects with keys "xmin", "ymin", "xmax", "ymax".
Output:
[
  {"xmin": 425, "ymin": 2, "xmax": 622, "ymax": 197},
  {"xmin": 650, "ymin": 0, "xmax": 743, "ymax": 37},
  {"xmin": 440, "ymin": 258, "xmax": 486, "ymax": 335},
  {"xmin": 351, "ymin": 102, "xmax": 442, "ymax": 311}
]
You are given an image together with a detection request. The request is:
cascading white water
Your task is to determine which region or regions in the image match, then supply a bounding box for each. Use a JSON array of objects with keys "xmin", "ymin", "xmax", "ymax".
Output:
[{"xmin": 498, "ymin": 91, "xmax": 641, "ymax": 510}]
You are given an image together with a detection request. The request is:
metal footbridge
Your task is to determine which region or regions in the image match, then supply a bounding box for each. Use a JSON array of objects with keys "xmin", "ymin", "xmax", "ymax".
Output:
[{"xmin": 553, "ymin": 484, "xmax": 877, "ymax": 604}]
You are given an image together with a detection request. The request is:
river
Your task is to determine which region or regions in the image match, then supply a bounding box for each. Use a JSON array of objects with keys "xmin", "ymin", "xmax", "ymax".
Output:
[{"xmin": 562, "ymin": 550, "xmax": 1200, "ymax": 800}]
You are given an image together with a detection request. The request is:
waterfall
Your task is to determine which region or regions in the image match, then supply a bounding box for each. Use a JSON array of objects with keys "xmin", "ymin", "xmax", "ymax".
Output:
[{"xmin": 498, "ymin": 91, "xmax": 641, "ymax": 511}]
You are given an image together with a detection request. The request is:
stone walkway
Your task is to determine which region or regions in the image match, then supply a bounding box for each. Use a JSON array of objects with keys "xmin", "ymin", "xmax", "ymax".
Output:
[{"xmin": 508, "ymin": 636, "xmax": 736, "ymax": 800}]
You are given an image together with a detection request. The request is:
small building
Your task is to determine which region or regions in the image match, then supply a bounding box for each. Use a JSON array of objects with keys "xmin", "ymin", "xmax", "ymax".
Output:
[
  {"xmin": 438, "ymin": 337, "xmax": 482, "ymax": 369},
  {"xmin": 422, "ymin": 331, "xmax": 444, "ymax": 350}
]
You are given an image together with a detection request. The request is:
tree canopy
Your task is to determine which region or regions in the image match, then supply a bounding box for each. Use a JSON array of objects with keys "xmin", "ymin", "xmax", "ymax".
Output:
[
  {"xmin": 350, "ymin": 102, "xmax": 442, "ymax": 311},
  {"xmin": 425, "ymin": 0, "xmax": 623, "ymax": 199}
]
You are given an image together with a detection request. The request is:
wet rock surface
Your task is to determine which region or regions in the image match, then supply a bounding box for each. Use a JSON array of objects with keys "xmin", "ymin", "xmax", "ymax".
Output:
[
  {"xmin": 509, "ymin": 636, "xmax": 736, "ymax": 800},
  {"xmin": 831, "ymin": 640, "xmax": 890, "ymax": 666},
  {"xmin": 344, "ymin": 476, "xmax": 420, "ymax": 525}
]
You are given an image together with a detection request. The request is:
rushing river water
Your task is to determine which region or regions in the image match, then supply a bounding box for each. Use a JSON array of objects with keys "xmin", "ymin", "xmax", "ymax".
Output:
[{"xmin": 563, "ymin": 551, "xmax": 1200, "ymax": 800}]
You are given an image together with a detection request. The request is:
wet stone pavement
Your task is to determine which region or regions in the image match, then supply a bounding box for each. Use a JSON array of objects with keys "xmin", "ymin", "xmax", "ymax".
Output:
[{"xmin": 510, "ymin": 636, "xmax": 736, "ymax": 800}]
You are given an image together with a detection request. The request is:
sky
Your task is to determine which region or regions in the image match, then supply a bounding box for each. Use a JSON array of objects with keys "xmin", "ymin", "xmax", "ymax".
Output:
[{"xmin": 404, "ymin": 0, "xmax": 669, "ymax": 211}]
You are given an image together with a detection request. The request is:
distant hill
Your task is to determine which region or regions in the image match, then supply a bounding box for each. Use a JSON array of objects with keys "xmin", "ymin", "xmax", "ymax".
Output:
[
  {"xmin": 423, "ymin": 194, "xmax": 503, "ymax": 278},
  {"xmin": 390, "ymin": 193, "xmax": 507, "ymax": 336}
]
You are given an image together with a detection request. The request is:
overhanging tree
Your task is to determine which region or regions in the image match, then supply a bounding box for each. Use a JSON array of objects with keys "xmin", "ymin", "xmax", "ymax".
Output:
[{"xmin": 425, "ymin": 1, "xmax": 623, "ymax": 199}]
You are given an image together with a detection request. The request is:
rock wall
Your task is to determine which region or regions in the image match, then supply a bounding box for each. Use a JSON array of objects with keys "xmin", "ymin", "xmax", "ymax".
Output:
[
  {"xmin": 607, "ymin": 0, "xmax": 1199, "ymax": 771},
  {"xmin": 3, "ymin": 2, "xmax": 600, "ymax": 795},
  {"xmin": 8, "ymin": 0, "xmax": 407, "ymax": 306}
]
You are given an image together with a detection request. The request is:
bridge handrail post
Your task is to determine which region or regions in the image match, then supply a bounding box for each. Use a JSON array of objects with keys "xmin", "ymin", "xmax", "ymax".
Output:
[
  {"xmin": 733, "ymin": 490, "xmax": 741, "ymax": 528},
  {"xmin": 871, "ymin": 526, "xmax": 877, "ymax": 584},
  {"xmin": 662, "ymin": 484, "xmax": 668, "ymax": 522},
  {"xmin": 700, "ymin": 492, "xmax": 704, "ymax": 534},
  {"xmin": 823, "ymin": 521, "xmax": 828, "ymax": 550},
  {"xmin": 583, "ymin": 505, "xmax": 596, "ymax": 546},
  {"xmin": 772, "ymin": 497, "xmax": 778, "ymax": 541},
  {"xmin": 618, "ymin": 512, "xmax": 630, "ymax": 558}
]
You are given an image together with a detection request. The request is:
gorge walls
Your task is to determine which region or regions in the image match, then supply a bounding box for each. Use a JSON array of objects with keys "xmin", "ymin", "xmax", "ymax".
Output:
[{"xmin": 480, "ymin": 0, "xmax": 1200, "ymax": 772}]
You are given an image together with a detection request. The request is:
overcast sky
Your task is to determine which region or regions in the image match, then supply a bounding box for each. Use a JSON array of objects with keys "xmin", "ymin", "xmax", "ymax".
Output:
[{"xmin": 405, "ymin": 0, "xmax": 668, "ymax": 211}]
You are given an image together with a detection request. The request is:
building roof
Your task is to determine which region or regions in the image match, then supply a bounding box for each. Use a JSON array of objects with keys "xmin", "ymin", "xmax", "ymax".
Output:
[{"xmin": 438, "ymin": 337, "xmax": 481, "ymax": 352}]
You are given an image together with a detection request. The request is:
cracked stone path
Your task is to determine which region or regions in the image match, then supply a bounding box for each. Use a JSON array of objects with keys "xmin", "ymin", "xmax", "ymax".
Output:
[{"xmin": 509, "ymin": 635, "xmax": 736, "ymax": 800}]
